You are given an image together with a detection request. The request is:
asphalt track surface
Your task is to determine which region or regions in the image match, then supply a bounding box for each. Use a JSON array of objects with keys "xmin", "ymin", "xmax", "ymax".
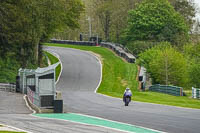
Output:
[{"xmin": 45, "ymin": 46, "xmax": 200, "ymax": 133}]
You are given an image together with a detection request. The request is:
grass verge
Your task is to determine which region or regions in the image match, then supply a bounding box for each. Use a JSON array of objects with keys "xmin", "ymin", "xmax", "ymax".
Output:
[
  {"xmin": 44, "ymin": 43, "xmax": 200, "ymax": 109},
  {"xmin": 44, "ymin": 51, "xmax": 61, "ymax": 81}
]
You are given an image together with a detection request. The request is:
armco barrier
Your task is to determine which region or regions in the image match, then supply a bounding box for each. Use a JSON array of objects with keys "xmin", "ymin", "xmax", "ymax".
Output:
[
  {"xmin": 192, "ymin": 87, "xmax": 200, "ymax": 99},
  {"xmin": 50, "ymin": 40, "xmax": 136, "ymax": 63},
  {"xmin": 149, "ymin": 84, "xmax": 183, "ymax": 96},
  {"xmin": 0, "ymin": 83, "xmax": 16, "ymax": 92}
]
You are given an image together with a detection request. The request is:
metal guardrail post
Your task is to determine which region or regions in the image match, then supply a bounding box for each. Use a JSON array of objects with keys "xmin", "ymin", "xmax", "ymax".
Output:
[{"xmin": 192, "ymin": 87, "xmax": 200, "ymax": 99}]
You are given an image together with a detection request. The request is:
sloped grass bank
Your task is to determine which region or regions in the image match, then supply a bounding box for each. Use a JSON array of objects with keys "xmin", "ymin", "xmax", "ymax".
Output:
[
  {"xmin": 44, "ymin": 51, "xmax": 61, "ymax": 81},
  {"xmin": 44, "ymin": 43, "xmax": 200, "ymax": 109}
]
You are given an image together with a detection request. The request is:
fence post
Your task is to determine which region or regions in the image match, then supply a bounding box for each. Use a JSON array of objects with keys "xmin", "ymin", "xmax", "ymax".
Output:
[{"xmin": 192, "ymin": 87, "xmax": 197, "ymax": 98}]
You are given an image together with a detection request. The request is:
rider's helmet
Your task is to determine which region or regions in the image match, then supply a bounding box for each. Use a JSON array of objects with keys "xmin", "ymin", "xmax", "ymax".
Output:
[{"xmin": 126, "ymin": 88, "xmax": 130, "ymax": 91}]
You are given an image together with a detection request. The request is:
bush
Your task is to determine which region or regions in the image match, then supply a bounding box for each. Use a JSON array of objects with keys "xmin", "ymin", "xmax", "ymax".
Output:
[
  {"xmin": 0, "ymin": 57, "xmax": 20, "ymax": 83},
  {"xmin": 183, "ymin": 43, "xmax": 200, "ymax": 88},
  {"xmin": 123, "ymin": 0, "xmax": 189, "ymax": 45},
  {"xmin": 138, "ymin": 42, "xmax": 189, "ymax": 88},
  {"xmin": 126, "ymin": 41, "xmax": 156, "ymax": 57},
  {"xmin": 0, "ymin": 55, "xmax": 38, "ymax": 83}
]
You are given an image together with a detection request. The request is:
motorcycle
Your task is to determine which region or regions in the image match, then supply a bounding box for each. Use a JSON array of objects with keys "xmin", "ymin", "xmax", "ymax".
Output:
[{"xmin": 123, "ymin": 95, "xmax": 131, "ymax": 106}]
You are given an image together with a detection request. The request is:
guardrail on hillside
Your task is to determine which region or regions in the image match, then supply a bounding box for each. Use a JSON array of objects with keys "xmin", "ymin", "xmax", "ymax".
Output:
[
  {"xmin": 192, "ymin": 87, "xmax": 200, "ymax": 99},
  {"xmin": 50, "ymin": 39, "xmax": 136, "ymax": 63},
  {"xmin": 149, "ymin": 84, "xmax": 183, "ymax": 96},
  {"xmin": 0, "ymin": 83, "xmax": 16, "ymax": 92}
]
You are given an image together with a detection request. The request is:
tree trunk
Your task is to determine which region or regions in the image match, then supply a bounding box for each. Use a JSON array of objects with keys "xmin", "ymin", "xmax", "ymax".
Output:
[{"xmin": 104, "ymin": 11, "xmax": 111, "ymax": 41}]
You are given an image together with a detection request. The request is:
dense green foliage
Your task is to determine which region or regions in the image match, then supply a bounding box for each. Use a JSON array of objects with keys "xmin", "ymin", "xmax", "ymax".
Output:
[
  {"xmin": 183, "ymin": 43, "xmax": 200, "ymax": 88},
  {"xmin": 0, "ymin": 57, "xmax": 20, "ymax": 83},
  {"xmin": 0, "ymin": 0, "xmax": 84, "ymax": 67},
  {"xmin": 169, "ymin": 0, "xmax": 197, "ymax": 30},
  {"xmin": 123, "ymin": 0, "xmax": 189, "ymax": 45},
  {"xmin": 0, "ymin": 52, "xmax": 48, "ymax": 83},
  {"xmin": 138, "ymin": 42, "xmax": 189, "ymax": 88},
  {"xmin": 126, "ymin": 41, "xmax": 156, "ymax": 57},
  {"xmin": 0, "ymin": 0, "xmax": 83, "ymax": 82}
]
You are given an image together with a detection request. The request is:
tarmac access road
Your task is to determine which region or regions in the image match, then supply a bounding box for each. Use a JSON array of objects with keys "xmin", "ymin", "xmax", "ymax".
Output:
[
  {"xmin": 0, "ymin": 91, "xmax": 127, "ymax": 133},
  {"xmin": 45, "ymin": 46, "xmax": 200, "ymax": 133}
]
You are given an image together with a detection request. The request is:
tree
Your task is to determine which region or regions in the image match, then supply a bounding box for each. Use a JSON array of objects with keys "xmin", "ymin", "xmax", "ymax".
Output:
[
  {"xmin": 72, "ymin": 0, "xmax": 140, "ymax": 42},
  {"xmin": 150, "ymin": 46, "xmax": 188, "ymax": 87},
  {"xmin": 138, "ymin": 42, "xmax": 189, "ymax": 87},
  {"xmin": 0, "ymin": 0, "xmax": 84, "ymax": 67},
  {"xmin": 123, "ymin": 0, "xmax": 189, "ymax": 45},
  {"xmin": 97, "ymin": 1, "xmax": 112, "ymax": 41},
  {"xmin": 189, "ymin": 63, "xmax": 200, "ymax": 88},
  {"xmin": 169, "ymin": 0, "xmax": 197, "ymax": 31},
  {"xmin": 183, "ymin": 43, "xmax": 200, "ymax": 88}
]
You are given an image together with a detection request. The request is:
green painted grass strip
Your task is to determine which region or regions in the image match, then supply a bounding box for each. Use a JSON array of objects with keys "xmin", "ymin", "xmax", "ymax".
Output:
[{"xmin": 34, "ymin": 113, "xmax": 161, "ymax": 133}]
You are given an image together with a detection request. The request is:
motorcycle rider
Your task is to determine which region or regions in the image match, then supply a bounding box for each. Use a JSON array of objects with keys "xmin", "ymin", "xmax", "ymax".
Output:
[{"xmin": 123, "ymin": 88, "xmax": 132, "ymax": 104}]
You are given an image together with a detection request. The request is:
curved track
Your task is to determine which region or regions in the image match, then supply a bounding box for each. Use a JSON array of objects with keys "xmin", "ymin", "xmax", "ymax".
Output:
[{"xmin": 45, "ymin": 46, "xmax": 200, "ymax": 133}]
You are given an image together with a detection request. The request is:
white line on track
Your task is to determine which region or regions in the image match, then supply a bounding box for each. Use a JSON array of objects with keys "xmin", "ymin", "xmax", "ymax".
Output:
[{"xmin": 0, "ymin": 123, "xmax": 33, "ymax": 133}]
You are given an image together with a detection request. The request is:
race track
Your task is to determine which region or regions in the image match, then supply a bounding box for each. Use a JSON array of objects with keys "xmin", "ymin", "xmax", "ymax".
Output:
[{"xmin": 45, "ymin": 46, "xmax": 200, "ymax": 133}]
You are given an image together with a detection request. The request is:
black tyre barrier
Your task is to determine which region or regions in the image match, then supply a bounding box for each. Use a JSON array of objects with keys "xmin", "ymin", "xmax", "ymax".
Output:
[
  {"xmin": 51, "ymin": 39, "xmax": 97, "ymax": 46},
  {"xmin": 54, "ymin": 100, "xmax": 63, "ymax": 113},
  {"xmin": 101, "ymin": 42, "xmax": 136, "ymax": 63}
]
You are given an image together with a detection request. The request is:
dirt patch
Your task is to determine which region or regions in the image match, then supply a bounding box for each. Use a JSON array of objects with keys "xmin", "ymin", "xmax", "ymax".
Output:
[{"xmin": 118, "ymin": 77, "xmax": 128, "ymax": 87}]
